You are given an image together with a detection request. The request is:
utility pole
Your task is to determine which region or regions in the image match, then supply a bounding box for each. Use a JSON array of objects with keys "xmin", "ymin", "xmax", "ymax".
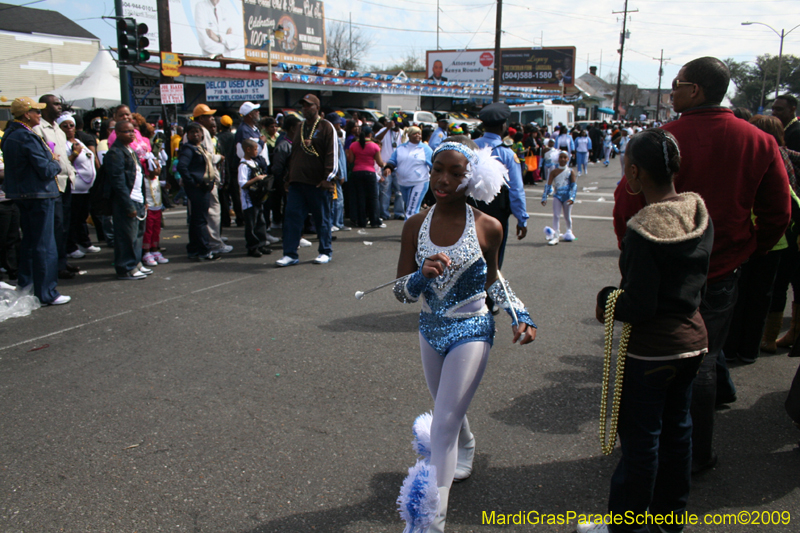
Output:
[
  {"xmin": 652, "ymin": 49, "xmax": 669, "ymax": 122},
  {"xmin": 114, "ymin": 0, "xmax": 130, "ymax": 107},
  {"xmin": 349, "ymin": 12, "xmax": 352, "ymax": 69},
  {"xmin": 157, "ymin": 0, "xmax": 173, "ymax": 141},
  {"xmin": 492, "ymin": 0, "xmax": 502, "ymax": 102},
  {"xmin": 437, "ymin": 0, "xmax": 440, "ymax": 49},
  {"xmin": 612, "ymin": 0, "xmax": 637, "ymax": 120}
]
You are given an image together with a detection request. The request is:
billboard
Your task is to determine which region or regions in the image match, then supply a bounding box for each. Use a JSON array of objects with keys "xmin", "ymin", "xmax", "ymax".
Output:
[
  {"xmin": 499, "ymin": 47, "xmax": 576, "ymax": 87},
  {"xmin": 425, "ymin": 47, "xmax": 576, "ymax": 87},
  {"xmin": 122, "ymin": 0, "xmax": 326, "ymax": 66},
  {"xmin": 425, "ymin": 49, "xmax": 495, "ymax": 84}
]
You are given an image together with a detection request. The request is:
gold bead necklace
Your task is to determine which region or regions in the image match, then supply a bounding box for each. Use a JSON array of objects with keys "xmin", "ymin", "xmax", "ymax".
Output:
[
  {"xmin": 600, "ymin": 289, "xmax": 632, "ymax": 456},
  {"xmin": 300, "ymin": 116, "xmax": 321, "ymax": 157}
]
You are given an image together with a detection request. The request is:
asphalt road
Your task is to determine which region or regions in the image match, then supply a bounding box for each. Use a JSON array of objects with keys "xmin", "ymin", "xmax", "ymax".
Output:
[{"xmin": 1, "ymin": 159, "xmax": 799, "ymax": 533}]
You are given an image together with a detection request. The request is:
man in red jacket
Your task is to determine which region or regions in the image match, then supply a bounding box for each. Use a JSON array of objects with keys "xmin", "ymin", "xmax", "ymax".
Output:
[{"xmin": 613, "ymin": 56, "xmax": 791, "ymax": 475}]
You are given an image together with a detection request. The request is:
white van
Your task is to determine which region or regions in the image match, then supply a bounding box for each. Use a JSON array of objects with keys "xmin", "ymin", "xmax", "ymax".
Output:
[{"xmin": 508, "ymin": 102, "xmax": 575, "ymax": 130}]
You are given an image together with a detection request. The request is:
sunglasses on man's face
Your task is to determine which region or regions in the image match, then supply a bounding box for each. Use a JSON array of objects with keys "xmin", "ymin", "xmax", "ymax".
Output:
[{"xmin": 672, "ymin": 79, "xmax": 695, "ymax": 91}]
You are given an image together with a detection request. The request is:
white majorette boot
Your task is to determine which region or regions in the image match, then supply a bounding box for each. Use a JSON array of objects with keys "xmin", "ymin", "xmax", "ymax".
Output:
[
  {"xmin": 398, "ymin": 459, "xmax": 439, "ymax": 533},
  {"xmin": 544, "ymin": 226, "xmax": 556, "ymax": 241},
  {"xmin": 562, "ymin": 229, "xmax": 576, "ymax": 242},
  {"xmin": 428, "ymin": 486, "xmax": 449, "ymax": 533}
]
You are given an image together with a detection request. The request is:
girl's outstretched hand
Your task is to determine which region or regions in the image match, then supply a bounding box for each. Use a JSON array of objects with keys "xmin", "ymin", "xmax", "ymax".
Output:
[
  {"xmin": 422, "ymin": 253, "xmax": 451, "ymax": 278},
  {"xmin": 513, "ymin": 323, "xmax": 536, "ymax": 345}
]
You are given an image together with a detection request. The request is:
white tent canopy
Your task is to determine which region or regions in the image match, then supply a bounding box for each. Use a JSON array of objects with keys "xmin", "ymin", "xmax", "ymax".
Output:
[{"xmin": 46, "ymin": 49, "xmax": 121, "ymax": 110}]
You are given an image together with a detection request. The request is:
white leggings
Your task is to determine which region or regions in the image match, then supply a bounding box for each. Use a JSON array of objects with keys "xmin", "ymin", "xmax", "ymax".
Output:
[
  {"xmin": 552, "ymin": 198, "xmax": 573, "ymax": 234},
  {"xmin": 420, "ymin": 334, "xmax": 490, "ymax": 489}
]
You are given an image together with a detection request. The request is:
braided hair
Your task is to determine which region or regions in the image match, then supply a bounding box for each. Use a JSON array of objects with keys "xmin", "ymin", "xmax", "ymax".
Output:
[{"xmin": 625, "ymin": 128, "xmax": 681, "ymax": 186}]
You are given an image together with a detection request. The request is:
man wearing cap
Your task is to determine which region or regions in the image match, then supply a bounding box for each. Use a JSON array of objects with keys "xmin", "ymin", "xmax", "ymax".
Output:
[
  {"xmin": 33, "ymin": 94, "xmax": 77, "ymax": 280},
  {"xmin": 216, "ymin": 115, "xmax": 241, "ymax": 227},
  {"xmin": 276, "ymin": 94, "xmax": 337, "ymax": 266},
  {"xmin": 429, "ymin": 117, "xmax": 449, "ymax": 151},
  {"xmin": 191, "ymin": 103, "xmax": 232, "ymax": 254},
  {"xmin": 1, "ymin": 97, "xmax": 70, "ymax": 304},
  {"xmin": 473, "ymin": 102, "xmax": 528, "ymax": 268}
]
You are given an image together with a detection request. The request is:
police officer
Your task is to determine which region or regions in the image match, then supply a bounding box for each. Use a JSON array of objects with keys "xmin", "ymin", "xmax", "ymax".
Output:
[{"xmin": 471, "ymin": 102, "xmax": 528, "ymax": 268}]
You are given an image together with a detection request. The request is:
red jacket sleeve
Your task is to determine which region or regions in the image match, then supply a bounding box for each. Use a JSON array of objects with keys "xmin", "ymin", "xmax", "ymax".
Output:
[
  {"xmin": 612, "ymin": 177, "xmax": 646, "ymax": 249},
  {"xmin": 753, "ymin": 140, "xmax": 792, "ymax": 254}
]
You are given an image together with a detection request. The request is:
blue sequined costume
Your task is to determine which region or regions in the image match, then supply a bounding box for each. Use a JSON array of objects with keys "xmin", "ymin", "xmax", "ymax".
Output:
[{"xmin": 414, "ymin": 205, "xmax": 495, "ymax": 356}]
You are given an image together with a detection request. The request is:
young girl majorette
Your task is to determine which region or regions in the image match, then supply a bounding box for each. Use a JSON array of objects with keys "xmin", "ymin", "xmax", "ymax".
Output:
[
  {"xmin": 541, "ymin": 151, "xmax": 577, "ymax": 245},
  {"xmin": 394, "ymin": 136, "xmax": 537, "ymax": 533},
  {"xmin": 579, "ymin": 129, "xmax": 712, "ymax": 533}
]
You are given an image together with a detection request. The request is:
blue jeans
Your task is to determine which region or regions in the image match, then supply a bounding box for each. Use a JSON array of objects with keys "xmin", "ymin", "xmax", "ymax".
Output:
[
  {"xmin": 576, "ymin": 151, "xmax": 589, "ymax": 174},
  {"xmin": 692, "ymin": 271, "xmax": 739, "ymax": 465},
  {"xmin": 609, "ymin": 355, "xmax": 703, "ymax": 533},
  {"xmin": 112, "ymin": 199, "xmax": 145, "ymax": 276},
  {"xmin": 16, "ymin": 198, "xmax": 60, "ymax": 304},
  {"xmin": 331, "ymin": 181, "xmax": 345, "ymax": 228},
  {"xmin": 380, "ymin": 171, "xmax": 405, "ymax": 220},
  {"xmin": 282, "ymin": 182, "xmax": 332, "ymax": 259},
  {"xmin": 399, "ymin": 182, "xmax": 429, "ymax": 219}
]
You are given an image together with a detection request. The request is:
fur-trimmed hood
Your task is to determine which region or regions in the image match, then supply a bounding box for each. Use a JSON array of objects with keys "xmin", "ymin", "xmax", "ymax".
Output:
[{"xmin": 627, "ymin": 192, "xmax": 709, "ymax": 244}]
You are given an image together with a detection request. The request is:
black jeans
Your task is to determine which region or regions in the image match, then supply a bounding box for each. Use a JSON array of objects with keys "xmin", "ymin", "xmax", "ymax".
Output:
[
  {"xmin": 242, "ymin": 204, "xmax": 267, "ymax": 251},
  {"xmin": 68, "ymin": 193, "xmax": 93, "ymax": 250},
  {"xmin": 349, "ymin": 171, "xmax": 380, "ymax": 227},
  {"xmin": 185, "ymin": 185, "xmax": 211, "ymax": 257},
  {"xmin": 692, "ymin": 271, "xmax": 739, "ymax": 466},
  {"xmin": 0, "ymin": 201, "xmax": 20, "ymax": 278},
  {"xmin": 53, "ymin": 181, "xmax": 72, "ymax": 269},
  {"xmin": 723, "ymin": 252, "xmax": 781, "ymax": 361}
]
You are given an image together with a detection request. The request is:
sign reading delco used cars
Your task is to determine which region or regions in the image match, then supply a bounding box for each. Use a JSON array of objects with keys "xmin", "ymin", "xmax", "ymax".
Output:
[
  {"xmin": 499, "ymin": 47, "xmax": 576, "ymax": 87},
  {"xmin": 205, "ymin": 79, "xmax": 269, "ymax": 102},
  {"xmin": 243, "ymin": 0, "xmax": 326, "ymax": 66}
]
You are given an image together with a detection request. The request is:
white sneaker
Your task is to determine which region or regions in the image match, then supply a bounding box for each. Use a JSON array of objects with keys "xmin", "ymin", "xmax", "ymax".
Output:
[
  {"xmin": 67, "ymin": 249, "xmax": 85, "ymax": 259},
  {"xmin": 331, "ymin": 226, "xmax": 340, "ymax": 232},
  {"xmin": 265, "ymin": 233, "xmax": 280, "ymax": 244},
  {"xmin": 299, "ymin": 238, "xmax": 312, "ymax": 247},
  {"xmin": 576, "ymin": 522, "xmax": 609, "ymax": 533},
  {"xmin": 78, "ymin": 244, "xmax": 101, "ymax": 254},
  {"xmin": 214, "ymin": 244, "xmax": 234, "ymax": 254},
  {"xmin": 49, "ymin": 295, "xmax": 71, "ymax": 305},
  {"xmin": 118, "ymin": 269, "xmax": 146, "ymax": 280},
  {"xmin": 312, "ymin": 254, "xmax": 331, "ymax": 264},
  {"xmin": 142, "ymin": 253, "xmax": 158, "ymax": 267},
  {"xmin": 275, "ymin": 255, "xmax": 299, "ymax": 267},
  {"xmin": 547, "ymin": 237, "xmax": 559, "ymax": 246},
  {"xmin": 138, "ymin": 265, "xmax": 153, "ymax": 275},
  {"xmin": 339, "ymin": 225, "xmax": 352, "ymax": 231},
  {"xmin": 153, "ymin": 251, "xmax": 169, "ymax": 264}
]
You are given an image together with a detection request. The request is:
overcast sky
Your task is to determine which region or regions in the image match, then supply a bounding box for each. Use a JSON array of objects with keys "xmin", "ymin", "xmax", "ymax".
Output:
[{"xmin": 14, "ymin": 0, "xmax": 799, "ymax": 96}]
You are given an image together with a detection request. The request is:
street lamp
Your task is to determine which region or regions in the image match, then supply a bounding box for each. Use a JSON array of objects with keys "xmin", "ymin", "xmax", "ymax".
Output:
[
  {"xmin": 268, "ymin": 25, "xmax": 285, "ymax": 116},
  {"xmin": 741, "ymin": 21, "xmax": 800, "ymax": 99}
]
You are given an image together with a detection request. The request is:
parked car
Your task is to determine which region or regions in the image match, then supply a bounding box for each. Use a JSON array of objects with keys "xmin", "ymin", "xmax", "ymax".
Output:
[
  {"xmin": 434, "ymin": 111, "xmax": 480, "ymax": 132},
  {"xmin": 395, "ymin": 110, "xmax": 437, "ymax": 129},
  {"xmin": 345, "ymin": 108, "xmax": 384, "ymax": 126}
]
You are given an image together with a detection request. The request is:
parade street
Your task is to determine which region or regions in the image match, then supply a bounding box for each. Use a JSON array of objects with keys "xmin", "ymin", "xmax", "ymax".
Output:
[{"xmin": 1, "ymin": 162, "xmax": 798, "ymax": 533}]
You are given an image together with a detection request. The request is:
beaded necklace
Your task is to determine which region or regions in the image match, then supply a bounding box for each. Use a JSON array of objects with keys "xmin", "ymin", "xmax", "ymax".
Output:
[
  {"xmin": 300, "ymin": 116, "xmax": 321, "ymax": 157},
  {"xmin": 785, "ymin": 117, "xmax": 798, "ymax": 132},
  {"xmin": 15, "ymin": 119, "xmax": 56, "ymax": 159}
]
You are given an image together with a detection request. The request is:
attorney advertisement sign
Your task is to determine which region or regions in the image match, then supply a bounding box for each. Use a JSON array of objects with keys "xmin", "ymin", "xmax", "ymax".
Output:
[{"xmin": 425, "ymin": 49, "xmax": 495, "ymax": 84}]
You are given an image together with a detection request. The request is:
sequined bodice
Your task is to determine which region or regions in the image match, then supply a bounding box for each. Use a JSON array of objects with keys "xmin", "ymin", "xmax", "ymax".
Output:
[{"xmin": 416, "ymin": 206, "xmax": 488, "ymax": 313}]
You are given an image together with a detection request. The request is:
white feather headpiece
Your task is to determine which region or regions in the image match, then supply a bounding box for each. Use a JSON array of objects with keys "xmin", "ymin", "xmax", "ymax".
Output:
[{"xmin": 433, "ymin": 141, "xmax": 509, "ymax": 203}]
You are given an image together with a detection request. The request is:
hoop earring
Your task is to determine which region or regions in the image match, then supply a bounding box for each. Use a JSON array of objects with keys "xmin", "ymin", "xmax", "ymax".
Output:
[{"xmin": 625, "ymin": 178, "xmax": 642, "ymax": 196}]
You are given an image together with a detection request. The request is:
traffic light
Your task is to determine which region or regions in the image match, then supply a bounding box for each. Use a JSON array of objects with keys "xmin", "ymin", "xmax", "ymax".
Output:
[
  {"xmin": 116, "ymin": 17, "xmax": 137, "ymax": 64},
  {"xmin": 136, "ymin": 23, "xmax": 151, "ymax": 64}
]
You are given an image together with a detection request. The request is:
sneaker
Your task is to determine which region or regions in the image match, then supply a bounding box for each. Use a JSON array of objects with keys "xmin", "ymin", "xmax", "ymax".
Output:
[
  {"xmin": 48, "ymin": 295, "xmax": 72, "ymax": 305},
  {"xmin": 221, "ymin": 236, "xmax": 229, "ymax": 242},
  {"xmin": 65, "ymin": 263, "xmax": 80, "ymax": 273},
  {"xmin": 213, "ymin": 244, "xmax": 233, "ymax": 254},
  {"xmin": 312, "ymin": 254, "xmax": 331, "ymax": 264},
  {"xmin": 153, "ymin": 252, "xmax": 169, "ymax": 264},
  {"xmin": 265, "ymin": 233, "xmax": 280, "ymax": 244},
  {"xmin": 547, "ymin": 237, "xmax": 559, "ymax": 246},
  {"xmin": 142, "ymin": 253, "xmax": 158, "ymax": 267},
  {"xmin": 138, "ymin": 265, "xmax": 153, "ymax": 275},
  {"xmin": 118, "ymin": 269, "xmax": 146, "ymax": 280},
  {"xmin": 339, "ymin": 225, "xmax": 352, "ymax": 231},
  {"xmin": 544, "ymin": 226, "xmax": 556, "ymax": 241},
  {"xmin": 276, "ymin": 255, "xmax": 299, "ymax": 267},
  {"xmin": 189, "ymin": 252, "xmax": 221, "ymax": 262},
  {"xmin": 370, "ymin": 223, "xmax": 387, "ymax": 228},
  {"xmin": 78, "ymin": 244, "xmax": 101, "ymax": 254},
  {"xmin": 299, "ymin": 238, "xmax": 312, "ymax": 248},
  {"xmin": 331, "ymin": 226, "xmax": 340, "ymax": 232},
  {"xmin": 576, "ymin": 522, "xmax": 609, "ymax": 533},
  {"xmin": 258, "ymin": 246, "xmax": 272, "ymax": 255},
  {"xmin": 67, "ymin": 249, "xmax": 85, "ymax": 259},
  {"xmin": 58, "ymin": 269, "xmax": 76, "ymax": 279},
  {"xmin": 562, "ymin": 230, "xmax": 576, "ymax": 242},
  {"xmin": 247, "ymin": 249, "xmax": 263, "ymax": 258}
]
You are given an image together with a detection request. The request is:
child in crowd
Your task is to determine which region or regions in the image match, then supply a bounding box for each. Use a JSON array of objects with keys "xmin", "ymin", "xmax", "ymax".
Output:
[
  {"xmin": 541, "ymin": 151, "xmax": 577, "ymax": 245},
  {"xmin": 542, "ymin": 138, "xmax": 558, "ymax": 184},
  {"xmin": 394, "ymin": 136, "xmax": 536, "ymax": 533},
  {"xmin": 142, "ymin": 157, "xmax": 168, "ymax": 266},
  {"xmin": 238, "ymin": 138, "xmax": 271, "ymax": 258},
  {"xmin": 581, "ymin": 128, "xmax": 712, "ymax": 533}
]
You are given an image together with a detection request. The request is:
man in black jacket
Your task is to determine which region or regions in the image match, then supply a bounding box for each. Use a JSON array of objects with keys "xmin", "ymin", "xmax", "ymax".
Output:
[
  {"xmin": 104, "ymin": 121, "xmax": 150, "ymax": 280},
  {"xmin": 772, "ymin": 94, "xmax": 800, "ymax": 151}
]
